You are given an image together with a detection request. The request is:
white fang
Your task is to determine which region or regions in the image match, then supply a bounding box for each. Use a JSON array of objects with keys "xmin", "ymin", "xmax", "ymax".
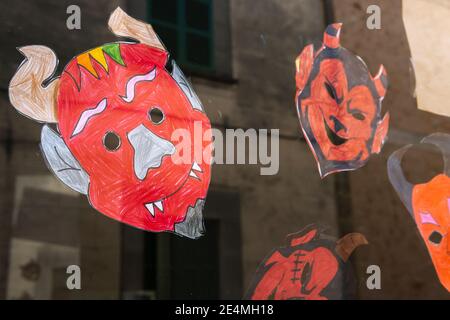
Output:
[
  {"xmin": 154, "ymin": 200, "xmax": 164, "ymax": 212},
  {"xmin": 192, "ymin": 162, "xmax": 202, "ymax": 172},
  {"xmin": 145, "ymin": 203, "xmax": 155, "ymax": 217},
  {"xmin": 189, "ymin": 170, "xmax": 199, "ymax": 179}
]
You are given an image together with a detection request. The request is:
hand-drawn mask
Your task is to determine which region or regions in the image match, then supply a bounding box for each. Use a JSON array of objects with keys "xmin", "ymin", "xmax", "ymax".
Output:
[
  {"xmin": 8, "ymin": 8, "xmax": 212, "ymax": 239},
  {"xmin": 245, "ymin": 225, "xmax": 368, "ymax": 300},
  {"xmin": 295, "ymin": 23, "xmax": 389, "ymax": 177},
  {"xmin": 388, "ymin": 133, "xmax": 450, "ymax": 291}
]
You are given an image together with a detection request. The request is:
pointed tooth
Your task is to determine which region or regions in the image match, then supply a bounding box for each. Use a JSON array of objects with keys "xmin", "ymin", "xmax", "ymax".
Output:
[
  {"xmin": 192, "ymin": 162, "xmax": 202, "ymax": 172},
  {"xmin": 189, "ymin": 170, "xmax": 199, "ymax": 179},
  {"xmin": 155, "ymin": 200, "xmax": 163, "ymax": 212},
  {"xmin": 145, "ymin": 203, "xmax": 155, "ymax": 216}
]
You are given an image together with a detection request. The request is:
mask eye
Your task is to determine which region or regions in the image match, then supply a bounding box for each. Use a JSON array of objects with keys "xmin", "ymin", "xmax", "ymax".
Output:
[
  {"xmin": 103, "ymin": 131, "xmax": 121, "ymax": 151},
  {"xmin": 148, "ymin": 107, "xmax": 164, "ymax": 125},
  {"xmin": 301, "ymin": 262, "xmax": 312, "ymax": 285},
  {"xmin": 324, "ymin": 82, "xmax": 336, "ymax": 100},
  {"xmin": 351, "ymin": 112, "xmax": 366, "ymax": 121},
  {"xmin": 428, "ymin": 231, "xmax": 443, "ymax": 245}
]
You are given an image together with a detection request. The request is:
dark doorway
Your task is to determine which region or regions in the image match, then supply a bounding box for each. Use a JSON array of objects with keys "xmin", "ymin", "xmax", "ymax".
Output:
[{"xmin": 121, "ymin": 190, "xmax": 242, "ymax": 299}]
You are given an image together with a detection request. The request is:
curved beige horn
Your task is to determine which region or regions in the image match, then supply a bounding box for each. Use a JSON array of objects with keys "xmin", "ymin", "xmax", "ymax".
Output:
[
  {"xmin": 108, "ymin": 7, "xmax": 166, "ymax": 51},
  {"xmin": 8, "ymin": 46, "xmax": 59, "ymax": 123},
  {"xmin": 335, "ymin": 233, "xmax": 368, "ymax": 262}
]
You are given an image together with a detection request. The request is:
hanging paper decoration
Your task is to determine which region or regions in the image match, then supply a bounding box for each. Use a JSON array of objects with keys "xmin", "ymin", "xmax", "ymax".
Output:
[
  {"xmin": 403, "ymin": 0, "xmax": 450, "ymax": 117},
  {"xmin": 295, "ymin": 23, "xmax": 389, "ymax": 178},
  {"xmin": 388, "ymin": 133, "xmax": 450, "ymax": 291},
  {"xmin": 245, "ymin": 224, "xmax": 368, "ymax": 300},
  {"xmin": 8, "ymin": 7, "xmax": 212, "ymax": 239}
]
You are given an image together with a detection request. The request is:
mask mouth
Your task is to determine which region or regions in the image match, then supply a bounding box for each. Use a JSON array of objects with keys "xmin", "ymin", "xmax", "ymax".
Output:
[
  {"xmin": 323, "ymin": 117, "xmax": 348, "ymax": 146},
  {"xmin": 300, "ymin": 261, "xmax": 313, "ymax": 295},
  {"xmin": 143, "ymin": 162, "xmax": 203, "ymax": 218}
]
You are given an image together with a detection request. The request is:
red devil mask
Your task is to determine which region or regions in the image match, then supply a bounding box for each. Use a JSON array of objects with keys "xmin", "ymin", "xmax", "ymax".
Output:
[
  {"xmin": 295, "ymin": 23, "xmax": 389, "ymax": 177},
  {"xmin": 245, "ymin": 225, "xmax": 368, "ymax": 300},
  {"xmin": 388, "ymin": 133, "xmax": 450, "ymax": 291},
  {"xmin": 8, "ymin": 8, "xmax": 212, "ymax": 239}
]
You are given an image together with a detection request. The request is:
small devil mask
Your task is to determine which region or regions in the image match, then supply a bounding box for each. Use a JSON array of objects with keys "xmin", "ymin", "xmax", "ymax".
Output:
[
  {"xmin": 245, "ymin": 225, "xmax": 368, "ymax": 300},
  {"xmin": 388, "ymin": 133, "xmax": 450, "ymax": 291},
  {"xmin": 295, "ymin": 23, "xmax": 389, "ymax": 177}
]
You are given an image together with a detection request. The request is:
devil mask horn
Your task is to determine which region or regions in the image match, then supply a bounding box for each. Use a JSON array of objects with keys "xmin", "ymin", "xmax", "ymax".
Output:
[
  {"xmin": 421, "ymin": 133, "xmax": 450, "ymax": 176},
  {"xmin": 108, "ymin": 7, "xmax": 166, "ymax": 51},
  {"xmin": 387, "ymin": 145, "xmax": 414, "ymax": 214},
  {"xmin": 335, "ymin": 233, "xmax": 368, "ymax": 262},
  {"xmin": 388, "ymin": 133, "xmax": 450, "ymax": 215},
  {"xmin": 323, "ymin": 23, "xmax": 343, "ymax": 49},
  {"xmin": 8, "ymin": 46, "xmax": 60, "ymax": 123}
]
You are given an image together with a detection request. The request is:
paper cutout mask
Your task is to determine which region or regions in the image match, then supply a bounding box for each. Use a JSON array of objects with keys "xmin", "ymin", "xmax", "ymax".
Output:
[
  {"xmin": 245, "ymin": 225, "xmax": 368, "ymax": 300},
  {"xmin": 388, "ymin": 133, "xmax": 450, "ymax": 291},
  {"xmin": 403, "ymin": 0, "xmax": 450, "ymax": 117},
  {"xmin": 8, "ymin": 7, "xmax": 212, "ymax": 239},
  {"xmin": 295, "ymin": 23, "xmax": 389, "ymax": 177}
]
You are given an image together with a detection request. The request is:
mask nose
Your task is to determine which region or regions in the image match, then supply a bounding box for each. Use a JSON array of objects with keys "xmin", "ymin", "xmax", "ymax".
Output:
[
  {"xmin": 330, "ymin": 115, "xmax": 347, "ymax": 133},
  {"xmin": 127, "ymin": 124, "xmax": 175, "ymax": 181}
]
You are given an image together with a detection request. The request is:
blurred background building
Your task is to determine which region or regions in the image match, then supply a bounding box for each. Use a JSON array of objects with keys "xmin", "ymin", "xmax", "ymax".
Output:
[{"xmin": 0, "ymin": 0, "xmax": 448, "ymax": 299}]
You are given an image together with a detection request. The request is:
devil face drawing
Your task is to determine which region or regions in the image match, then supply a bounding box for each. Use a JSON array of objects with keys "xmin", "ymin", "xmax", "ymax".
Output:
[
  {"xmin": 388, "ymin": 134, "xmax": 450, "ymax": 291},
  {"xmin": 295, "ymin": 23, "xmax": 389, "ymax": 177},
  {"xmin": 245, "ymin": 225, "xmax": 368, "ymax": 300},
  {"xmin": 8, "ymin": 8, "xmax": 212, "ymax": 238}
]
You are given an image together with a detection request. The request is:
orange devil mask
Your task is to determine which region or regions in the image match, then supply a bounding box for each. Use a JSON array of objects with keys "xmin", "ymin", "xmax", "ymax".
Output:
[
  {"xmin": 388, "ymin": 133, "xmax": 450, "ymax": 292},
  {"xmin": 295, "ymin": 23, "xmax": 389, "ymax": 177}
]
